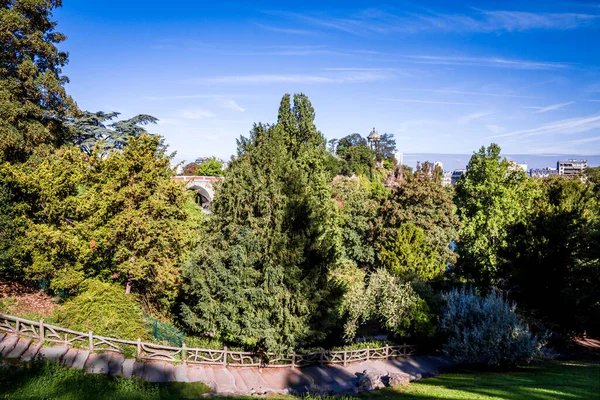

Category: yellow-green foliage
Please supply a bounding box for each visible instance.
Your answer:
[52,279,149,340]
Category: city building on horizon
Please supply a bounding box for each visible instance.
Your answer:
[530,167,558,178]
[557,159,587,176]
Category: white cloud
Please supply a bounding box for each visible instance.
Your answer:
[272,8,599,36]
[254,23,314,35]
[220,99,246,112]
[457,112,493,124]
[398,88,538,98]
[486,114,600,139]
[378,98,477,105]
[402,55,569,70]
[523,101,574,113]
[180,71,389,85]
[486,125,506,134]
[178,109,215,119]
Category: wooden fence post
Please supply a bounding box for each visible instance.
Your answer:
[403,343,407,356]
[182,342,187,365]
[15,320,20,335]
[366,346,370,361]
[223,346,228,366]
[39,320,44,342]
[320,348,324,365]
[343,350,347,367]
[385,344,389,360]
[137,338,142,358]
[291,353,296,368]
[89,331,94,351]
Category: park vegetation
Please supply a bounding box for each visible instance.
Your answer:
[1,0,599,370]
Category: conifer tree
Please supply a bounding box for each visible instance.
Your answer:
[180,94,341,351]
[0,0,77,162]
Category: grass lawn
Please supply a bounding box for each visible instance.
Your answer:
[363,360,600,400]
[0,359,598,399]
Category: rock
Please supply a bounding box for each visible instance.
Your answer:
[386,372,410,388]
[356,369,384,392]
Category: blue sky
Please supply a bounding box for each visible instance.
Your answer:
[55,1,600,163]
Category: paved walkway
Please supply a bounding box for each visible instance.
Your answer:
[0,333,452,394]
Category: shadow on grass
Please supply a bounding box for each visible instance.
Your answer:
[0,359,210,400]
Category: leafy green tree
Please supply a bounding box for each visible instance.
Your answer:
[180,94,341,352]
[195,157,224,176]
[454,144,532,287]
[336,134,375,176]
[501,176,600,335]
[0,0,77,163]
[67,111,159,154]
[334,267,432,341]
[377,162,459,274]
[379,133,397,162]
[331,177,377,267]
[9,135,200,308]
[380,223,442,281]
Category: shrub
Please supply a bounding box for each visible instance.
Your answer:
[439,287,545,368]
[52,279,149,340]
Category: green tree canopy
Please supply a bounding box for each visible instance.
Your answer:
[454,144,533,287]
[195,157,224,176]
[180,94,341,352]
[0,0,77,163]
[335,134,375,176]
[6,135,200,308]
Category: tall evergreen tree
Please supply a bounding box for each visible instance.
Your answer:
[0,0,77,163]
[180,94,341,351]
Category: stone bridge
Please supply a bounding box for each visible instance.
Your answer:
[172,176,222,210]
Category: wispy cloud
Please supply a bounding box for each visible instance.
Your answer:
[486,114,600,139]
[378,98,477,105]
[254,23,314,35]
[523,101,574,113]
[180,71,390,85]
[270,8,599,36]
[398,87,538,98]
[178,109,215,119]
[486,125,506,134]
[220,99,246,112]
[401,55,570,70]
[457,111,493,124]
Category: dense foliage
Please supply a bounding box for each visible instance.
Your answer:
[52,279,149,340]
[1,1,599,369]
[4,135,200,308]
[180,94,341,352]
[0,0,77,163]
[440,287,544,368]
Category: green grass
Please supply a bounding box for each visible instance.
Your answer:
[0,359,597,399]
[0,360,211,400]
[357,360,600,400]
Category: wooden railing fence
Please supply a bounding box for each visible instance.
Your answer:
[0,313,416,367]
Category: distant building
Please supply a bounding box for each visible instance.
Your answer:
[396,152,404,166]
[558,159,587,176]
[195,157,208,164]
[508,160,528,173]
[434,161,443,171]
[530,167,558,178]
[442,171,452,187]
[451,169,466,185]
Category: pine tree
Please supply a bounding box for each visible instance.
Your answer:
[180,94,341,351]
[0,0,77,162]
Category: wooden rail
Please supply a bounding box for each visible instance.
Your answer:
[0,313,416,367]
